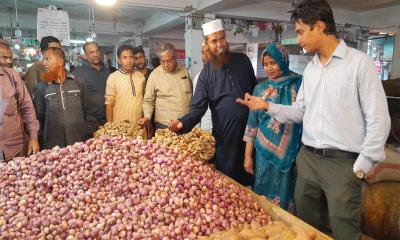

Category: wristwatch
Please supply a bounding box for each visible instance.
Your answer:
[355,170,366,180]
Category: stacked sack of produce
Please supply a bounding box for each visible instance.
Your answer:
[153,128,216,162]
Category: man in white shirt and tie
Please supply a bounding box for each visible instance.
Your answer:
[237,0,390,239]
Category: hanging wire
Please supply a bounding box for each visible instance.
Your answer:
[88,7,91,32]
[14,0,19,25]
[9,7,13,36]
[92,8,95,31]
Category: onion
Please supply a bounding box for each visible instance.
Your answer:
[0,136,271,238]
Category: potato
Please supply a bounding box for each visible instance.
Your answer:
[264,221,291,237]
[250,220,262,231]
[292,225,317,240]
[269,230,296,240]
[213,231,241,240]
[239,229,265,239]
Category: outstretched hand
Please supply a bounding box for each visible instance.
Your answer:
[137,117,153,137]
[236,93,269,111]
[244,155,254,175]
[28,139,39,155]
[168,120,183,132]
[137,117,149,127]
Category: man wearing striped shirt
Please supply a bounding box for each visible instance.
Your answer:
[105,45,145,123]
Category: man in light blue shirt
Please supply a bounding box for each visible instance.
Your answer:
[237,0,390,239]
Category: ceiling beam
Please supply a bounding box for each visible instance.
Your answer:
[361,4,400,33]
[34,0,190,11]
[0,11,139,36]
[210,0,362,25]
[195,0,253,12]
[141,12,185,36]
[118,0,189,11]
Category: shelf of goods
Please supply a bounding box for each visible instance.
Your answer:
[0,127,330,239]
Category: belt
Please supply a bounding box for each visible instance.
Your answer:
[304,145,359,159]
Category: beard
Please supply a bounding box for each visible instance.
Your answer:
[209,45,230,69]
[41,66,66,84]
[135,63,145,70]
[0,63,13,68]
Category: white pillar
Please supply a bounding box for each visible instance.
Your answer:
[184,29,205,78]
[184,13,214,78]
[390,28,400,79]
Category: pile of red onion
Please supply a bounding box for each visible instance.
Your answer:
[0,136,270,239]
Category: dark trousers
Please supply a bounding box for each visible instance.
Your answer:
[294,146,362,240]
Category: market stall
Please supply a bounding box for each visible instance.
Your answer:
[0,126,330,239]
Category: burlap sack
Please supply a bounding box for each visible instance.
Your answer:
[362,182,400,240]
[367,147,400,184]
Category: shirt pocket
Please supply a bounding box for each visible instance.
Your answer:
[45,92,59,112]
[181,77,192,94]
[2,97,18,117]
[326,69,356,110]
[66,90,82,110]
[156,80,173,98]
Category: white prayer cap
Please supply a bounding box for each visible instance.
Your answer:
[202,19,224,36]
[201,40,206,47]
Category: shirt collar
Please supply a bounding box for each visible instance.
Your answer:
[50,72,74,85]
[312,39,347,64]
[84,60,105,71]
[118,68,134,75]
[332,40,347,59]
[0,66,18,75]
[67,72,75,79]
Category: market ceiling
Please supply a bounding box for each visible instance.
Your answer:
[0,0,399,40]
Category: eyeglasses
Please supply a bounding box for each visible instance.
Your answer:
[160,58,175,65]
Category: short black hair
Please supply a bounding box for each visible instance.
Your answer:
[40,36,61,52]
[117,44,134,58]
[151,57,160,68]
[290,0,336,35]
[132,45,145,55]
[45,47,66,65]
[83,42,99,53]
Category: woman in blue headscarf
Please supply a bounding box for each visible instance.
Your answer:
[242,42,302,212]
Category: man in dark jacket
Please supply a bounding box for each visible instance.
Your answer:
[35,47,87,149]
[168,19,257,186]
[74,42,110,135]
[25,36,61,98]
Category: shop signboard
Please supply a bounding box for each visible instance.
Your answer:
[176,49,186,65]
[37,5,70,46]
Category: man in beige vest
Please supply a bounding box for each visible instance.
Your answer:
[139,43,192,132]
